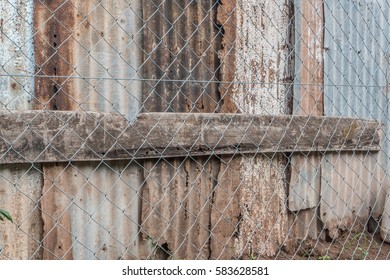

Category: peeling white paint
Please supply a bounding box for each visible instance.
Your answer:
[0,0,34,109]
[233,0,290,115]
[219,0,291,257]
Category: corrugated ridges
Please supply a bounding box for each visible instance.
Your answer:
[142,0,220,113]
[141,158,218,259]
[288,0,324,242]
[323,0,389,238]
[0,0,43,259]
[71,0,142,120]
[140,0,221,260]
[41,162,143,260]
[36,0,144,259]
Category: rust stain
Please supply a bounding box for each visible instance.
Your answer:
[289,0,325,243]
[298,0,324,116]
[210,156,242,259]
[34,1,77,259]
[217,0,239,113]
[142,0,220,113]
[41,163,74,260]
[34,0,75,110]
[141,158,218,259]
[216,0,292,258]
[141,0,222,259]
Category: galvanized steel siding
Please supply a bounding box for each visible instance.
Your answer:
[0,0,43,259]
[323,0,389,238]
[35,0,144,259]
[42,162,143,259]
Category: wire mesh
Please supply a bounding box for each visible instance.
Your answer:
[0,0,390,260]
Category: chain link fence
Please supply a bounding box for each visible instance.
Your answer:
[1,0,390,260]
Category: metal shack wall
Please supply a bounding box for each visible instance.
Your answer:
[34,0,144,259]
[0,0,43,260]
[140,0,221,260]
[322,0,389,238]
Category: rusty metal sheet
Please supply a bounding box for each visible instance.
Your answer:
[142,0,220,113]
[35,0,144,259]
[0,0,43,259]
[322,0,389,238]
[41,161,143,260]
[288,0,324,241]
[142,158,219,259]
[216,0,291,258]
[34,0,142,117]
[71,0,142,119]
[140,0,221,260]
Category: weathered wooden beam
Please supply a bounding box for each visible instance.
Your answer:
[0,110,380,164]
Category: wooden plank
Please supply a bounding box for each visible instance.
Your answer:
[289,0,325,241]
[0,111,381,165]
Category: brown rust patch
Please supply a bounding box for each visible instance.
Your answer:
[218,0,239,113]
[41,163,74,260]
[297,0,324,116]
[142,0,220,113]
[34,0,76,111]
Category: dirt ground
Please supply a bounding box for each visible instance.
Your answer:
[276,231,390,260]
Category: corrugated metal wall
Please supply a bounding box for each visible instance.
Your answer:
[323,0,389,238]
[140,0,221,260]
[34,0,144,259]
[2,0,390,260]
[0,0,43,259]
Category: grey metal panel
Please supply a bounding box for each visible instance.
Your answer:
[0,0,43,259]
[0,0,35,109]
[36,0,144,259]
[71,0,143,120]
[323,0,389,238]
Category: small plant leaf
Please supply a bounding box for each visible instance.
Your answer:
[0,209,13,222]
